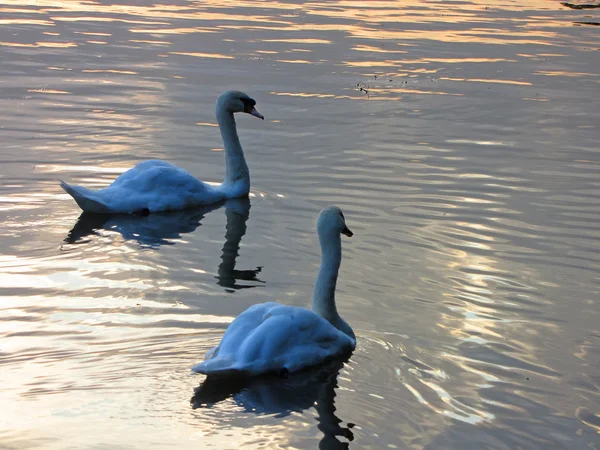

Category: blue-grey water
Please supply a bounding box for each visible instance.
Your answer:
[1,1,599,449]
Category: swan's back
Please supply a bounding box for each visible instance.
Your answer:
[61,160,220,213]
[192,302,355,378]
[105,160,218,211]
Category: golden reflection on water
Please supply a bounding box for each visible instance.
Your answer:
[27,89,71,94]
[82,69,138,75]
[0,40,76,47]
[129,27,217,34]
[441,77,533,86]
[170,51,234,59]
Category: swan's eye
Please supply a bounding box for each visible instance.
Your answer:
[339,212,344,220]
[240,98,256,113]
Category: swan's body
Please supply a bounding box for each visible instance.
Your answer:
[60,90,263,214]
[193,206,355,378]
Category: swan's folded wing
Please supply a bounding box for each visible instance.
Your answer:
[192,304,353,377]
[96,161,219,212]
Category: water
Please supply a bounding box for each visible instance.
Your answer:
[1,0,599,448]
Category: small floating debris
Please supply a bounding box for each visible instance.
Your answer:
[356,81,370,96]
[561,2,600,9]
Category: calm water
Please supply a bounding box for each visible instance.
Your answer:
[1,0,599,448]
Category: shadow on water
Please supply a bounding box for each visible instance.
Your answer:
[64,201,224,247]
[191,357,355,449]
[64,198,264,291]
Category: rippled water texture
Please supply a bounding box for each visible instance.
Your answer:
[1,0,599,449]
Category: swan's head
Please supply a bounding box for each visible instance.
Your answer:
[317,206,353,238]
[217,90,264,120]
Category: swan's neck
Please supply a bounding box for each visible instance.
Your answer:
[217,107,250,195]
[312,232,342,324]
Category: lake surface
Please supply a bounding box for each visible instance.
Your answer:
[1,0,599,448]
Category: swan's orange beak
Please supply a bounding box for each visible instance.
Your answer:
[250,107,264,120]
[342,226,353,237]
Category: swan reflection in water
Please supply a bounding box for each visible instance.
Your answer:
[191,357,355,449]
[64,198,263,291]
[215,198,263,292]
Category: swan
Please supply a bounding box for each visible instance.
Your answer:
[192,206,355,378]
[60,90,264,214]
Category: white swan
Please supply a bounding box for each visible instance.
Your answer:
[192,206,355,378]
[60,90,264,214]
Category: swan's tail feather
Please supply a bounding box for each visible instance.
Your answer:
[60,180,111,214]
[192,358,251,379]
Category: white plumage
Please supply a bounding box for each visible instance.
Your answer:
[193,206,356,378]
[60,90,263,214]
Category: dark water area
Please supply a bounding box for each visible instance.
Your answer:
[0,0,599,448]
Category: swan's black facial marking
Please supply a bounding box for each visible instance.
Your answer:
[338,210,352,236]
[240,97,256,114]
